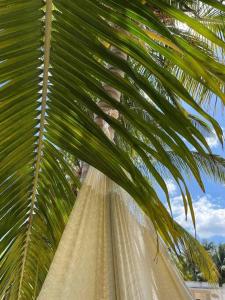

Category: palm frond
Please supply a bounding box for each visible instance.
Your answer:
[1,0,225,298]
[152,151,225,184]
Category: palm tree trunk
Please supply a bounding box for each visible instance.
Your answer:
[80,45,127,179]
[95,45,127,140]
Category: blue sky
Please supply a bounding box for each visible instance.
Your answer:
[162,103,225,245]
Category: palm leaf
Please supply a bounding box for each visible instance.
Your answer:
[1,0,225,298]
[154,151,225,184]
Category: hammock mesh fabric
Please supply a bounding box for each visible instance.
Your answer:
[38,167,193,299]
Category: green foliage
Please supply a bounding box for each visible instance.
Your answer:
[212,243,225,286]
[176,242,225,286]
[1,0,225,298]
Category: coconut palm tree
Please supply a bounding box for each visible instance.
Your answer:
[1,0,225,299]
[176,242,225,287]
[197,243,225,286]
[211,243,225,287]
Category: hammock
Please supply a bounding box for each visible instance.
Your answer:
[38,167,193,299]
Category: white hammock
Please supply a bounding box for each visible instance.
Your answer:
[38,167,193,299]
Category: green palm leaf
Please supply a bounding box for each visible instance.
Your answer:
[1,0,225,298]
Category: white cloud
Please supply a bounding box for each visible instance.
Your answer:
[165,180,178,196]
[171,195,225,239]
[205,127,225,149]
[189,128,224,151]
[205,133,220,149]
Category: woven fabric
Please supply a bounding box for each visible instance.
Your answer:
[38,167,193,300]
